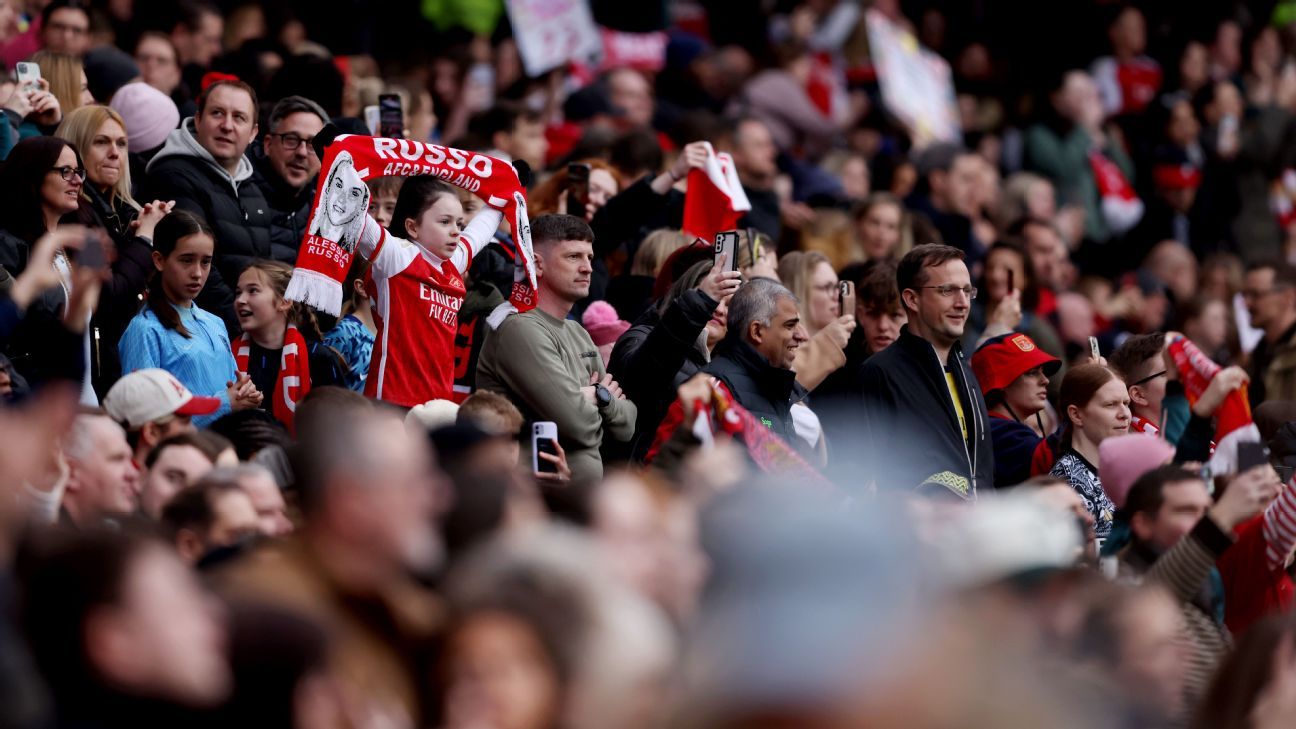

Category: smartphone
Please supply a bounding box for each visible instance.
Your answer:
[1238,441,1271,473]
[79,230,107,272]
[714,230,739,272]
[566,163,590,220]
[1007,268,1015,293]
[838,280,854,316]
[363,105,379,136]
[1089,336,1101,361]
[378,94,403,139]
[532,421,559,475]
[15,62,40,93]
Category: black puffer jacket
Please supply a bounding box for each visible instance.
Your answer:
[0,229,68,383]
[608,289,718,461]
[850,326,993,500]
[704,338,809,452]
[144,119,283,334]
[249,147,316,257]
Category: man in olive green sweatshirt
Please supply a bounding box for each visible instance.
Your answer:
[476,214,636,483]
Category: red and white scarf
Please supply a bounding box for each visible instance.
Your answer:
[233,325,311,431]
[285,133,536,317]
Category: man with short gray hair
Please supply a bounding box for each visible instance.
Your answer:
[60,412,141,528]
[704,278,809,449]
[251,95,330,252]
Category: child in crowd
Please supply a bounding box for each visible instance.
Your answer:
[323,256,376,392]
[118,212,262,426]
[365,176,403,229]
[350,176,504,407]
[233,260,346,429]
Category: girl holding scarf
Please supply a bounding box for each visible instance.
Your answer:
[352,176,503,407]
[233,260,346,429]
[285,133,532,409]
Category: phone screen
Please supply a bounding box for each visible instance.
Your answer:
[79,231,107,272]
[714,231,739,272]
[378,94,403,139]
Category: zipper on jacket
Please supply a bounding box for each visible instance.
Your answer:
[926,342,976,497]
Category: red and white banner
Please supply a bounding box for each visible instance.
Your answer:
[682,144,750,244]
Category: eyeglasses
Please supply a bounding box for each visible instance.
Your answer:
[918,284,978,299]
[268,132,317,153]
[1129,370,1168,388]
[49,166,86,182]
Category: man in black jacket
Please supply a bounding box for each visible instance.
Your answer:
[851,244,992,500]
[705,277,809,451]
[250,96,328,262]
[144,79,279,333]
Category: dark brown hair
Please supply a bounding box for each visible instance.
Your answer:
[856,259,902,314]
[1108,333,1166,385]
[896,243,965,300]
[388,176,458,240]
[145,211,213,338]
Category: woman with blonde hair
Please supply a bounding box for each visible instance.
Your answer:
[777,251,857,393]
[55,104,173,394]
[31,50,93,114]
[606,228,691,322]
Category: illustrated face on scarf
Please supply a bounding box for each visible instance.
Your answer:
[312,152,369,252]
[326,167,367,228]
[234,268,290,339]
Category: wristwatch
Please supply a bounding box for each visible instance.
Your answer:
[594,383,612,409]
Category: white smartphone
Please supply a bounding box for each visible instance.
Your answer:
[532,421,559,475]
[15,62,40,92]
[1089,336,1101,361]
[363,105,379,136]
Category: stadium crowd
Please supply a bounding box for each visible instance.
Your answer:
[9,0,1296,728]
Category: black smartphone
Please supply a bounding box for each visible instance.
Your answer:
[714,230,739,271]
[79,230,107,272]
[532,422,559,475]
[1238,442,1271,473]
[378,93,403,139]
[566,163,590,220]
[1007,267,1015,293]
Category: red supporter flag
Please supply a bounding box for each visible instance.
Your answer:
[1167,334,1260,474]
[682,144,750,243]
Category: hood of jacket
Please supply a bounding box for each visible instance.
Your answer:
[146,117,254,191]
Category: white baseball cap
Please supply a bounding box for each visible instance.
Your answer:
[103,369,221,429]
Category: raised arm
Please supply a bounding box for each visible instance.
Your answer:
[451,206,504,272]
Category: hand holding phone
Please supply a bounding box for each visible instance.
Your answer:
[15,62,40,93]
[532,421,559,475]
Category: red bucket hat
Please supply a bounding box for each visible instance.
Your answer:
[971,333,1062,396]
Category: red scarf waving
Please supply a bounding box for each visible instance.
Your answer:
[233,326,311,431]
[285,130,537,317]
[646,379,832,491]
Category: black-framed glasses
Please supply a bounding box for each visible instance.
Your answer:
[918,284,978,299]
[268,132,317,153]
[1129,370,1168,388]
[49,166,86,182]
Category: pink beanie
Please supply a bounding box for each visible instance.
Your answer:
[1099,433,1177,509]
[581,300,630,347]
[110,82,181,154]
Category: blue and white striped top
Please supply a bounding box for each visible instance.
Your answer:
[118,302,236,428]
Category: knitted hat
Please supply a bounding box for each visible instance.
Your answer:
[581,300,630,347]
[83,46,141,104]
[1098,433,1176,509]
[109,82,180,154]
